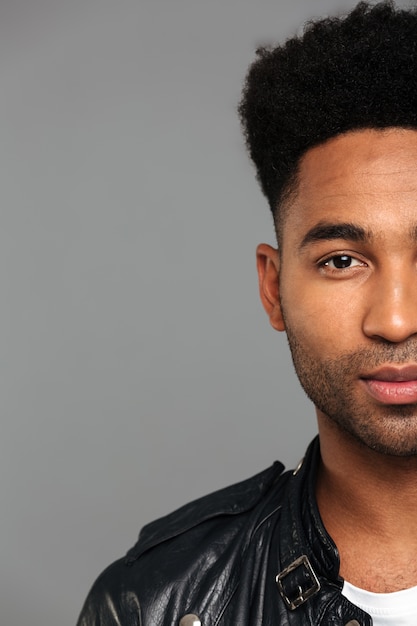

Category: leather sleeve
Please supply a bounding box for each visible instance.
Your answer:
[76,461,285,626]
[76,560,142,626]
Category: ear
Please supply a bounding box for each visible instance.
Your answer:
[256,243,285,332]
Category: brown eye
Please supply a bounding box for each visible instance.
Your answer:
[329,255,353,269]
[320,254,364,272]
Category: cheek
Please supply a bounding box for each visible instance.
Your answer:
[280,284,363,358]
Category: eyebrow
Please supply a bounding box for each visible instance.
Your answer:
[299,221,369,251]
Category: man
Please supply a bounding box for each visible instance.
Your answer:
[77,1,417,624]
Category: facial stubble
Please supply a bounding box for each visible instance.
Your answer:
[281,308,417,457]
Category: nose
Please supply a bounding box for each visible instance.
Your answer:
[363,270,417,343]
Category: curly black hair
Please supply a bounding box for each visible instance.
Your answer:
[239,1,417,235]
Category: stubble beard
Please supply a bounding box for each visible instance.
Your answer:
[283,319,417,458]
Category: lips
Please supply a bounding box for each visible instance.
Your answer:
[361,365,417,404]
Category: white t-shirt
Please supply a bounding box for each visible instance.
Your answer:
[342,580,417,625]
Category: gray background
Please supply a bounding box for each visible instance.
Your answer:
[1,1,411,625]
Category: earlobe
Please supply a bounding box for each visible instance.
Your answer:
[256,244,286,332]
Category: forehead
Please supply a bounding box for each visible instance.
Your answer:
[282,128,417,243]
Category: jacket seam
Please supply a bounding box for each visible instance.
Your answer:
[210,504,284,625]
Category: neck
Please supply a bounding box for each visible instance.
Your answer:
[316,412,417,592]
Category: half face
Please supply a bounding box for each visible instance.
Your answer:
[257,128,417,456]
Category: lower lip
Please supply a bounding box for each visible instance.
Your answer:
[363,379,417,404]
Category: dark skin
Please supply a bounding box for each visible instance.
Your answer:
[256,128,417,592]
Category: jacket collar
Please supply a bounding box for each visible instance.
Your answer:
[281,436,340,580]
[275,436,372,625]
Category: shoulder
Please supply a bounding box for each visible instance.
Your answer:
[127,459,285,562]
[77,461,287,625]
[76,557,139,626]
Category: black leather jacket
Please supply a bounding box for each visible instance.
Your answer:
[77,438,371,625]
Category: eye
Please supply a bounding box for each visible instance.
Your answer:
[321,254,364,270]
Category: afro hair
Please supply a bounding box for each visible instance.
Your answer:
[239,1,417,231]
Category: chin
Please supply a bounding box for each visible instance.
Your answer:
[333,410,417,458]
